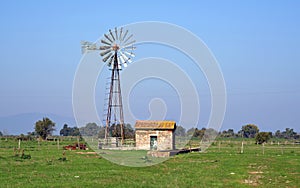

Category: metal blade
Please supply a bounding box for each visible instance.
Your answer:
[100,46,111,50]
[123,51,135,57]
[117,56,122,69]
[101,39,111,46]
[119,27,123,40]
[102,52,112,62]
[127,58,132,64]
[107,56,114,67]
[104,34,113,43]
[123,40,136,47]
[100,49,111,56]
[109,29,115,41]
[123,62,128,67]
[115,27,118,40]
[119,54,126,65]
[123,34,133,44]
[119,51,129,61]
[121,30,128,42]
[124,46,136,50]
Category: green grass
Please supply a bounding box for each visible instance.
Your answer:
[0,138,299,187]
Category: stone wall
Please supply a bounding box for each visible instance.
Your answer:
[136,130,174,150]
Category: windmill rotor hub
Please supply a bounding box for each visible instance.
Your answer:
[99,27,136,68]
[112,44,119,51]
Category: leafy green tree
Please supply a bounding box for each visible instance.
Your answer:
[255,132,271,144]
[275,130,282,138]
[34,117,55,140]
[98,126,106,138]
[108,123,135,139]
[0,131,2,136]
[60,124,81,136]
[193,128,206,139]
[220,129,235,138]
[123,124,135,139]
[241,124,259,138]
[282,128,297,139]
[79,123,100,136]
[60,124,70,136]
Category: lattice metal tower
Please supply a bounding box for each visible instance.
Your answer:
[81,27,135,144]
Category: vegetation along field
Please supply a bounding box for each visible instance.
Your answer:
[0,137,299,188]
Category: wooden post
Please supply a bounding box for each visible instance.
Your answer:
[18,139,21,149]
[241,141,244,154]
[77,136,80,150]
[262,143,265,155]
[57,138,60,150]
[218,141,221,152]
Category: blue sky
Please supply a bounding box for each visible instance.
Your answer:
[0,1,300,133]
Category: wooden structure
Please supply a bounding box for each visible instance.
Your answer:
[135,120,176,150]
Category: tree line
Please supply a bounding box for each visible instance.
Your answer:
[2,117,298,144]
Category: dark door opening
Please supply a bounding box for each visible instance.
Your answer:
[150,136,157,150]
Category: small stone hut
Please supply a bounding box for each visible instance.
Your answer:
[135,120,176,150]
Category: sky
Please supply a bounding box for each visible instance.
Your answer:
[0,0,300,133]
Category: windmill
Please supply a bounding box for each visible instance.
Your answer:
[81,27,135,145]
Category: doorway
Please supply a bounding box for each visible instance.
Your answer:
[150,136,157,150]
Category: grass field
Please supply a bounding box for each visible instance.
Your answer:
[0,138,299,187]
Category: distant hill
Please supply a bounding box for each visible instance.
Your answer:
[0,113,76,135]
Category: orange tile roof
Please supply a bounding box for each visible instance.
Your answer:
[135,120,176,130]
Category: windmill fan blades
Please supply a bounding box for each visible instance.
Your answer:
[115,27,118,40]
[100,46,111,50]
[104,34,113,43]
[107,56,114,67]
[123,34,133,44]
[100,49,111,56]
[119,55,126,65]
[102,53,112,62]
[101,39,111,46]
[119,27,123,40]
[123,40,136,48]
[119,51,129,62]
[124,46,136,50]
[124,51,135,57]
[109,29,115,41]
[121,30,128,42]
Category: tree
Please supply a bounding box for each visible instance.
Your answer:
[79,123,100,136]
[60,124,81,136]
[123,124,135,139]
[241,124,259,138]
[255,132,271,144]
[175,126,186,137]
[60,124,70,136]
[275,130,282,138]
[35,117,55,140]
[0,131,2,136]
[282,128,297,139]
[108,123,135,139]
[187,128,196,137]
[62,124,79,136]
[220,129,236,138]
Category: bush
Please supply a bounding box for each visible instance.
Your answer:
[255,132,270,144]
